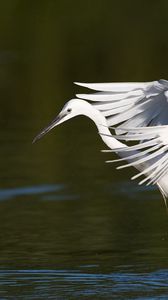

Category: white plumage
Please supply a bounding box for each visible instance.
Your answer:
[76,80,168,203]
[76,79,168,129]
[34,79,168,204]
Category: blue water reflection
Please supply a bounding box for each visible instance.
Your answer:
[0,185,63,201]
[0,268,167,299]
[0,183,166,299]
[0,181,157,202]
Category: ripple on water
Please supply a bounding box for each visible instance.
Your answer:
[0,180,158,202]
[0,268,167,299]
[0,184,79,201]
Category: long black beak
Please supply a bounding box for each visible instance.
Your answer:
[32,113,62,144]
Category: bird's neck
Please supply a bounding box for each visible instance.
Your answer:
[88,107,127,150]
[87,106,152,178]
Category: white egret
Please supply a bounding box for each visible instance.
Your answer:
[33,80,168,203]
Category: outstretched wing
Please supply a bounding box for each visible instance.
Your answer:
[76,80,168,201]
[104,125,168,188]
[75,80,168,132]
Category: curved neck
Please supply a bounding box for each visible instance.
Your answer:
[85,105,141,162]
[82,104,168,199]
[87,107,127,150]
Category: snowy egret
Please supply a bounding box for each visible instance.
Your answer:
[33,80,168,203]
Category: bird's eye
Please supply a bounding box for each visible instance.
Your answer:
[67,108,72,113]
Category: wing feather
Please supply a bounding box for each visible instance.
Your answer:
[106,126,168,187]
[75,81,151,92]
[76,80,168,128]
[76,90,143,101]
[76,80,168,200]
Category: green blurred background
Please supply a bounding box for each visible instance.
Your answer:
[1,0,168,113]
[1,0,168,186]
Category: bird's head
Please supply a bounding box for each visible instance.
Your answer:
[33,99,93,143]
